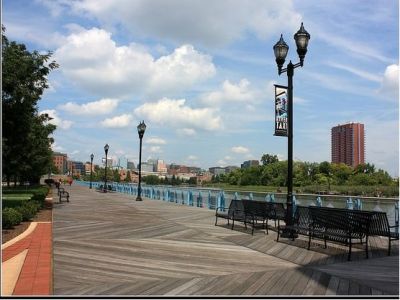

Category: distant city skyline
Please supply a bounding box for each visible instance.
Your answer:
[3,0,398,176]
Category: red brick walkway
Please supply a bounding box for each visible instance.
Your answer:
[2,222,52,295]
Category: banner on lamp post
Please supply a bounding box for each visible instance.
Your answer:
[274,84,288,137]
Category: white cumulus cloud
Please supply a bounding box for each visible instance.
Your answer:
[231,146,250,154]
[55,28,215,97]
[134,97,222,131]
[202,79,255,106]
[60,98,119,115]
[379,64,399,101]
[177,128,197,136]
[101,114,133,128]
[40,109,73,130]
[149,146,163,153]
[65,0,301,47]
[146,137,167,145]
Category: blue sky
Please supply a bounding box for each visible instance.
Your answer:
[3,0,399,176]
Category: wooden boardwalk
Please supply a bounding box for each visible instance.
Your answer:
[52,185,399,296]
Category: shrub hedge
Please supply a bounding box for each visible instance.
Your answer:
[2,198,31,209]
[2,207,23,229]
[2,185,49,226]
[15,201,40,221]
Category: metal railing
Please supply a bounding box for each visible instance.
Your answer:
[75,181,399,224]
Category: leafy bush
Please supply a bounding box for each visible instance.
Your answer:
[2,198,31,209]
[31,187,49,203]
[15,202,38,221]
[2,207,23,229]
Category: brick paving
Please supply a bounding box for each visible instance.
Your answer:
[2,222,52,296]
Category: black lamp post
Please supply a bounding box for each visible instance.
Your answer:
[136,121,146,201]
[90,153,94,189]
[104,144,109,192]
[273,23,310,237]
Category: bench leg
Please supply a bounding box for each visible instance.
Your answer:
[231,218,234,230]
[265,219,269,235]
[67,196,69,202]
[215,216,218,226]
[388,237,391,256]
[276,226,280,242]
[365,236,369,258]
[348,239,352,261]
[308,232,312,250]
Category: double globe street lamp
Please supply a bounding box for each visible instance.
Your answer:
[273,22,310,237]
[104,144,109,193]
[136,121,146,201]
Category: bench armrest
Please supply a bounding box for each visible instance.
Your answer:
[216,206,227,211]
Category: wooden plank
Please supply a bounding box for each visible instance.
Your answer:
[336,278,350,295]
[52,185,399,296]
[289,268,314,295]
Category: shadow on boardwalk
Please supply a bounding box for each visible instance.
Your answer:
[52,184,399,296]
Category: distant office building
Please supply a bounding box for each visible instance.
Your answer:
[103,158,113,168]
[225,166,239,173]
[53,152,68,174]
[84,162,95,175]
[241,160,260,169]
[209,167,226,176]
[147,159,158,171]
[156,159,167,173]
[140,162,154,173]
[188,166,201,174]
[196,172,212,185]
[127,161,135,170]
[72,161,85,176]
[168,164,190,175]
[331,122,365,168]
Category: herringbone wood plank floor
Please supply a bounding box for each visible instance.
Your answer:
[53,185,399,296]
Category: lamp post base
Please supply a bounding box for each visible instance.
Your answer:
[280,228,298,239]
[136,196,143,201]
[103,189,107,193]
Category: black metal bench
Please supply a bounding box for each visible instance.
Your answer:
[277,205,312,242]
[308,207,373,260]
[267,202,286,229]
[57,186,65,196]
[368,211,399,255]
[215,199,246,230]
[241,200,269,235]
[59,190,70,203]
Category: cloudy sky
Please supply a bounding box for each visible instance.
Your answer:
[3,0,399,176]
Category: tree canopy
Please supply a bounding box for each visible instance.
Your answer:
[2,26,58,185]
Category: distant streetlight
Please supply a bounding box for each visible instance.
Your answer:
[273,22,310,238]
[90,153,94,189]
[104,144,109,192]
[136,121,146,201]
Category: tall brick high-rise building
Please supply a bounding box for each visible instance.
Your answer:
[331,123,365,168]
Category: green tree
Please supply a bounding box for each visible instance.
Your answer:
[261,154,279,165]
[125,170,132,182]
[331,163,352,185]
[2,26,58,185]
[113,169,120,182]
[144,175,159,185]
[319,161,333,190]
[188,177,197,185]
